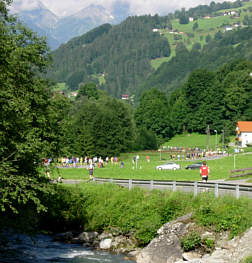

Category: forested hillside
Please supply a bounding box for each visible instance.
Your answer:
[140,26,252,96]
[47,0,252,101]
[48,16,170,98]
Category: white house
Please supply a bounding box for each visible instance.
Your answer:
[121,94,129,100]
[236,121,252,147]
[225,26,233,31]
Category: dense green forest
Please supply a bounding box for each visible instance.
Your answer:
[1,0,252,234]
[48,16,171,98]
[47,0,252,101]
[141,26,252,96]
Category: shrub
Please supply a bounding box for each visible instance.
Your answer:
[41,184,252,247]
[181,233,201,251]
[202,238,215,251]
[243,255,252,263]
[193,193,252,238]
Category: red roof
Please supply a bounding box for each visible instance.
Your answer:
[237,121,252,132]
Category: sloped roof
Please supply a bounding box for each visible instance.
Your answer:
[237,121,252,132]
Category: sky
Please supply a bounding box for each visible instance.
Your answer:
[12,0,234,17]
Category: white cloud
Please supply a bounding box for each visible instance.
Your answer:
[11,0,46,12]
[11,0,235,17]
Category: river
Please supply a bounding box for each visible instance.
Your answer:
[0,233,135,263]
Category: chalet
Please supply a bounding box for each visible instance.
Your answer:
[121,94,129,100]
[204,15,211,19]
[225,26,233,31]
[224,11,238,16]
[189,17,194,22]
[236,121,252,147]
[70,92,78,97]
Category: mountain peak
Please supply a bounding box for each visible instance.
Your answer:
[72,4,113,20]
[10,0,49,13]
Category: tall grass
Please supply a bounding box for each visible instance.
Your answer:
[43,183,252,246]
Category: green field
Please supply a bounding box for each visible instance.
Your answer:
[50,151,252,181]
[48,133,251,181]
[164,133,223,149]
[151,2,252,69]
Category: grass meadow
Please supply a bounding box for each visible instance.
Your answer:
[49,133,252,181]
[50,151,252,181]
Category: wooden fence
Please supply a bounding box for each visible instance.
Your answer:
[93,177,252,199]
[230,167,252,178]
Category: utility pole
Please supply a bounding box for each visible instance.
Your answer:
[214,130,217,151]
[222,129,225,150]
[206,125,210,150]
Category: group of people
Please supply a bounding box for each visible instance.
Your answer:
[43,156,120,168]
[43,155,210,183]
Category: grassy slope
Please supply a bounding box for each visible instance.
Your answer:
[164,133,222,148]
[151,1,252,69]
[50,133,252,181]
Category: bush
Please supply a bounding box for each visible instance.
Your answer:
[243,256,252,263]
[193,193,252,238]
[181,233,201,251]
[41,185,252,246]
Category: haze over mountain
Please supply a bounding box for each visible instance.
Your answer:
[10,0,236,49]
[10,0,131,49]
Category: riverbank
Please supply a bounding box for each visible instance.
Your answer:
[42,183,252,246]
[3,182,252,262]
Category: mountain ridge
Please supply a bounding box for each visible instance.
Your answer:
[10,0,130,49]
[46,0,252,101]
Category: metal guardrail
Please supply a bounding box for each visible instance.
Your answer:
[93,177,252,199]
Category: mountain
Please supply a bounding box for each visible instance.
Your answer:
[47,15,171,98]
[10,0,60,48]
[10,0,130,49]
[53,5,115,45]
[46,0,252,100]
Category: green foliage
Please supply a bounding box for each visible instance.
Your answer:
[242,255,252,263]
[43,184,192,245]
[181,233,201,251]
[193,22,199,31]
[0,0,62,220]
[134,128,158,150]
[203,238,215,250]
[0,1,69,234]
[42,184,252,247]
[167,59,252,134]
[48,15,171,98]
[181,233,215,252]
[193,194,252,238]
[135,88,173,143]
[77,82,99,100]
[205,34,212,42]
[67,95,135,156]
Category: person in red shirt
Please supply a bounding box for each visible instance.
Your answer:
[200,161,209,182]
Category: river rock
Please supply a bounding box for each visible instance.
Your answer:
[201,231,215,241]
[182,251,202,261]
[76,231,98,244]
[99,238,112,249]
[98,232,112,240]
[183,226,252,263]
[136,213,192,263]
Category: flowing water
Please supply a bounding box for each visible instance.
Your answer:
[0,233,135,263]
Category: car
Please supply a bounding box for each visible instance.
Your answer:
[185,162,203,170]
[156,162,180,170]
